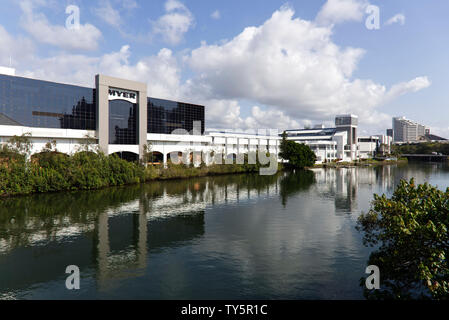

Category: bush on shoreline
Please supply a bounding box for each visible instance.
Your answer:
[357,179,449,300]
[0,149,278,197]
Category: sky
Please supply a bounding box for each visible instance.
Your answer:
[0,0,448,137]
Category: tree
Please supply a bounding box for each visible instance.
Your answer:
[279,132,316,169]
[357,179,449,300]
[7,133,33,157]
[41,140,58,153]
[75,134,101,154]
[142,142,154,166]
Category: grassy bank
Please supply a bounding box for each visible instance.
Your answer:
[311,158,408,169]
[0,151,277,198]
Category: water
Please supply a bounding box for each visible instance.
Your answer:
[0,162,448,300]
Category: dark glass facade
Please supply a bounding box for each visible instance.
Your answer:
[0,74,207,142]
[109,100,138,145]
[0,74,96,130]
[147,97,205,134]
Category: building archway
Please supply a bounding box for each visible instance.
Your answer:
[168,151,184,165]
[147,151,164,165]
[226,153,237,162]
[111,151,139,162]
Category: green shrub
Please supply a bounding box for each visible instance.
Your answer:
[357,179,449,300]
[0,149,279,197]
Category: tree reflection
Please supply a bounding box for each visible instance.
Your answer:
[279,170,316,206]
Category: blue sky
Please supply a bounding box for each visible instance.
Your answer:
[0,0,447,137]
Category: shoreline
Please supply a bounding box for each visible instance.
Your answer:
[0,162,281,199]
[309,158,408,169]
[1,159,409,199]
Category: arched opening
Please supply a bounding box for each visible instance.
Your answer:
[111,151,139,162]
[168,152,183,165]
[226,153,237,162]
[147,151,164,165]
[189,151,203,166]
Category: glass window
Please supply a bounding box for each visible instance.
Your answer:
[0,74,96,130]
[109,100,137,145]
[147,97,205,134]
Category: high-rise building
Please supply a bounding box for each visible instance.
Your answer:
[392,116,428,143]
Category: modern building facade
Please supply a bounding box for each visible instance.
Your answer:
[335,114,358,161]
[376,134,393,155]
[392,116,427,143]
[147,97,205,135]
[357,135,392,158]
[285,116,393,163]
[284,127,342,164]
[357,136,379,159]
[284,115,359,164]
[0,71,280,164]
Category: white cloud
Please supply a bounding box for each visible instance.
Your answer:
[385,13,406,26]
[19,0,102,51]
[244,106,301,130]
[211,10,221,20]
[19,45,182,101]
[385,77,431,101]
[429,127,449,139]
[0,25,35,67]
[94,0,123,28]
[185,5,430,131]
[121,0,138,10]
[152,0,194,45]
[316,0,369,26]
[2,3,430,133]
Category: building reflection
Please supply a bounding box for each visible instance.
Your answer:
[0,164,446,298]
[312,168,360,214]
[0,174,279,295]
[95,204,148,292]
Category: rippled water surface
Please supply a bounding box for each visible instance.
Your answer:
[1,162,448,300]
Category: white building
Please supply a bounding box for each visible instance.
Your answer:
[376,135,393,155]
[285,127,349,164]
[392,116,427,143]
[147,130,280,165]
[285,115,393,163]
[358,136,379,159]
[335,114,359,161]
[284,115,359,164]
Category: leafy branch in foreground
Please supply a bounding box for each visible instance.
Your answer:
[357,179,449,300]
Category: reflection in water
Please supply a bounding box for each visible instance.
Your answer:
[0,162,448,299]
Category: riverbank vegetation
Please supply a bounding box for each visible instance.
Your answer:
[312,158,408,168]
[392,142,449,155]
[357,179,449,300]
[0,135,278,197]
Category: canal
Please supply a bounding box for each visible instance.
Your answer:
[1,162,448,299]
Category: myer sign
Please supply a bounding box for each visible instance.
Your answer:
[108,88,137,104]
